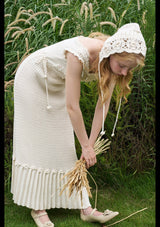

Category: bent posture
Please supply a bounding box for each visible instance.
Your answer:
[11,23,146,226]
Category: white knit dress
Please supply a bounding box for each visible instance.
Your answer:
[11,36,98,210]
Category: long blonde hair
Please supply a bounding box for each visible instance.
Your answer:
[88,31,110,41]
[88,32,145,105]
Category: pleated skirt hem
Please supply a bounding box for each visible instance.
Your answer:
[11,158,91,210]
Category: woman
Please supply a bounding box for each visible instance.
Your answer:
[11,23,146,226]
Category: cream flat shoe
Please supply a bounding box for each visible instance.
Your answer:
[31,210,54,227]
[80,208,119,223]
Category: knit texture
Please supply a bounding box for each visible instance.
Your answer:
[99,23,147,63]
[11,37,96,210]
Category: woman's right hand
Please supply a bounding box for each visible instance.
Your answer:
[80,145,97,169]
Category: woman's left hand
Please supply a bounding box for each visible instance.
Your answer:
[80,145,97,169]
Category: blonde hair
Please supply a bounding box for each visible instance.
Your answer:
[88,32,145,106]
[88,31,110,41]
[112,52,145,104]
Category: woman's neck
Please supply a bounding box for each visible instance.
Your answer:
[89,40,105,73]
[78,36,105,73]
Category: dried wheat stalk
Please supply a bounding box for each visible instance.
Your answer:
[137,0,140,11]
[5,62,18,70]
[53,3,68,7]
[8,19,31,27]
[100,21,117,29]
[12,27,34,40]
[25,11,50,24]
[25,38,29,52]
[28,9,34,14]
[48,8,58,32]
[108,7,117,22]
[5,26,23,38]
[60,134,111,205]
[89,3,93,20]
[17,51,20,62]
[59,19,69,35]
[15,7,25,21]
[4,40,14,45]
[60,159,92,203]
[142,10,147,25]
[42,16,63,31]
[4,14,12,17]
[80,2,87,15]
[11,48,33,75]
[4,79,14,91]
[152,33,155,49]
[118,9,127,27]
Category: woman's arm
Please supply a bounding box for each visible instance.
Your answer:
[65,52,96,168]
[89,79,116,146]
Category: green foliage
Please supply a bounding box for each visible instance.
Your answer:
[4,0,155,190]
[4,86,14,190]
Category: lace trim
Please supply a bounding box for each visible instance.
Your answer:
[35,54,65,78]
[13,157,67,174]
[100,37,146,62]
[64,37,90,75]
[76,36,90,70]
[48,62,65,79]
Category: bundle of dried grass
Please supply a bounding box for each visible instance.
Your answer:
[60,134,111,206]
[60,159,92,204]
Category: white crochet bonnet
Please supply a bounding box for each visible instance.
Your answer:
[98,23,147,136]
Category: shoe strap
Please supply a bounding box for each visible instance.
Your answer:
[37,212,48,217]
[32,211,48,218]
[90,208,97,215]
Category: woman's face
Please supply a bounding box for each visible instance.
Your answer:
[109,55,137,76]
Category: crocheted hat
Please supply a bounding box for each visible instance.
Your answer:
[99,23,147,63]
[98,23,147,137]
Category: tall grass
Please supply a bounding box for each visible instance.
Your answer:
[4,0,155,190]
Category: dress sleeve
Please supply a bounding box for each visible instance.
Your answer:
[64,38,90,77]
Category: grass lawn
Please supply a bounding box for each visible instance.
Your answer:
[4,170,155,227]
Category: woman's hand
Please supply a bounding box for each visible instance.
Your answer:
[80,145,97,169]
